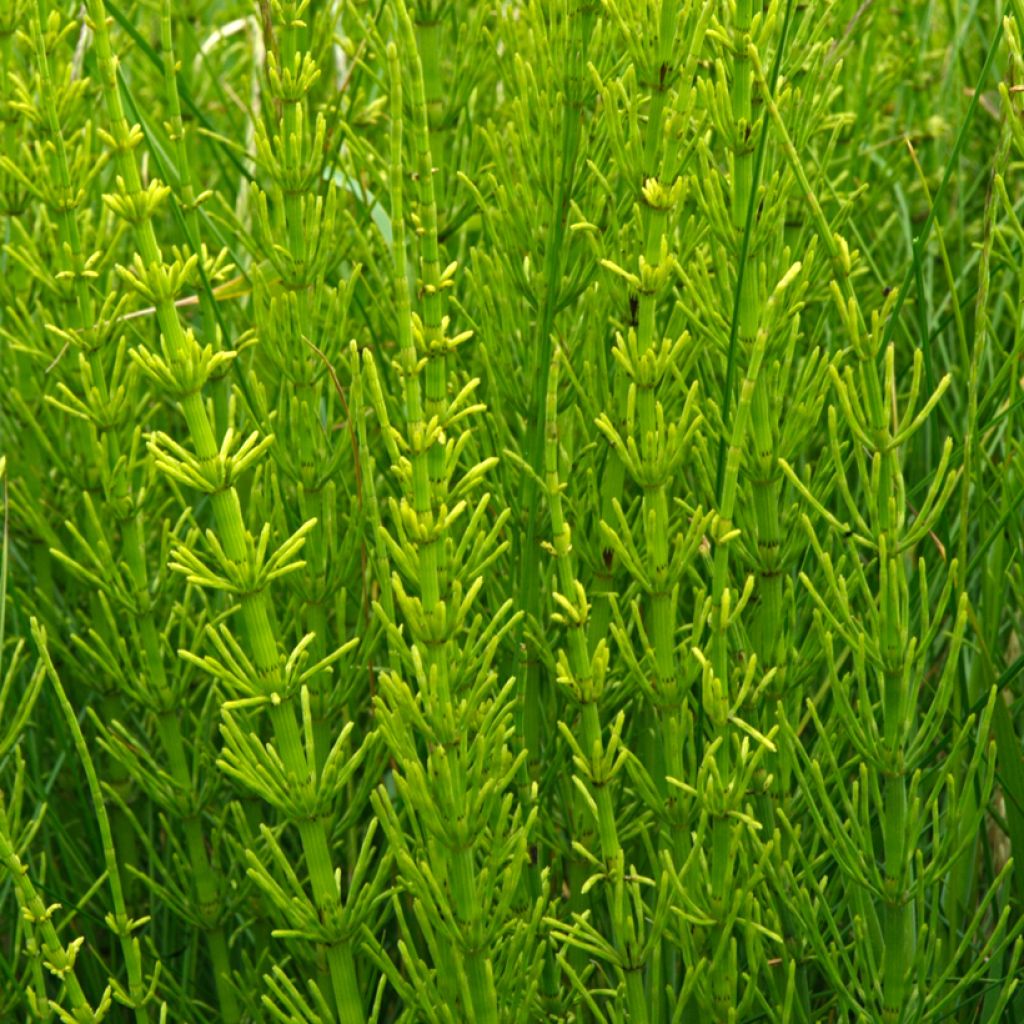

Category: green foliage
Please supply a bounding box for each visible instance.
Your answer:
[1,0,1023,1020]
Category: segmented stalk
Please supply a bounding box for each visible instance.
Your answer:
[158,0,230,435]
[257,0,342,767]
[385,20,499,1018]
[604,5,710,1007]
[628,0,704,860]
[516,0,593,775]
[410,2,446,180]
[0,804,102,1023]
[707,324,766,1020]
[944,73,1013,954]
[703,12,765,1012]
[864,350,914,1022]
[400,3,448,553]
[29,0,144,887]
[350,341,398,679]
[82,2,365,1018]
[37,628,150,1023]
[545,358,650,1024]
[33,7,239,1015]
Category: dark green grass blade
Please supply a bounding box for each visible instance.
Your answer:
[878,11,1005,355]
[714,0,795,500]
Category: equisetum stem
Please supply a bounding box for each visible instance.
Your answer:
[270,702,364,1023]
[31,0,141,888]
[0,809,99,1022]
[401,6,448,586]
[709,317,769,1023]
[267,6,337,769]
[944,109,1010,955]
[878,456,913,1023]
[704,3,763,1013]
[351,349,398,678]
[389,15,501,1017]
[127,513,240,1023]
[580,700,650,1024]
[545,361,648,1024]
[40,637,150,1023]
[748,382,784,689]
[516,1,592,779]
[628,7,697,1003]
[34,4,235,1007]
[84,2,365,1018]
[412,10,447,188]
[854,325,913,1022]
[158,0,229,435]
[543,358,598,989]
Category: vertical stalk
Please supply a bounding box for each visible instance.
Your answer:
[0,804,101,1022]
[610,4,709,1005]
[158,0,229,433]
[31,0,143,896]
[411,4,446,181]
[855,342,914,1021]
[515,0,592,776]
[707,327,766,1020]
[33,6,238,1014]
[38,627,150,1023]
[259,2,338,767]
[83,2,365,1018]
[386,17,500,1017]
[705,13,770,994]
[714,0,759,504]
[944,95,1011,953]
[545,359,651,1023]
[748,383,784,688]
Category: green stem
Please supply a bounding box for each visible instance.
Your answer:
[0,806,99,1022]
[39,630,150,1023]
[580,702,650,1024]
[515,1,593,778]
[84,3,365,1018]
[31,0,141,892]
[387,20,500,1018]
[944,91,1011,955]
[38,5,238,1008]
[706,327,767,1022]
[152,703,238,1021]
[545,359,649,1024]
[158,0,229,432]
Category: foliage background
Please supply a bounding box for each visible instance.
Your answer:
[1,0,1024,1021]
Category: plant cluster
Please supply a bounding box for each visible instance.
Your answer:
[2,0,1024,1021]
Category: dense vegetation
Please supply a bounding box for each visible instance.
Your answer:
[2,0,1024,1020]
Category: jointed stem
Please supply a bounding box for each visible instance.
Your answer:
[84,1,366,1018]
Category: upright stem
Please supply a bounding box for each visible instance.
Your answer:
[0,804,100,1023]
[707,331,766,1020]
[945,101,1011,953]
[34,7,239,1013]
[387,16,500,1017]
[31,0,140,886]
[859,344,914,1021]
[515,1,592,779]
[84,3,365,1018]
[40,634,150,1023]
[159,0,229,432]
[704,8,770,1010]
[581,699,650,1024]
[545,361,650,1023]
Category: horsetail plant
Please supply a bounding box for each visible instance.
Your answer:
[84,0,381,1018]
[19,6,246,1016]
[361,16,542,1019]
[3,0,1024,1021]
